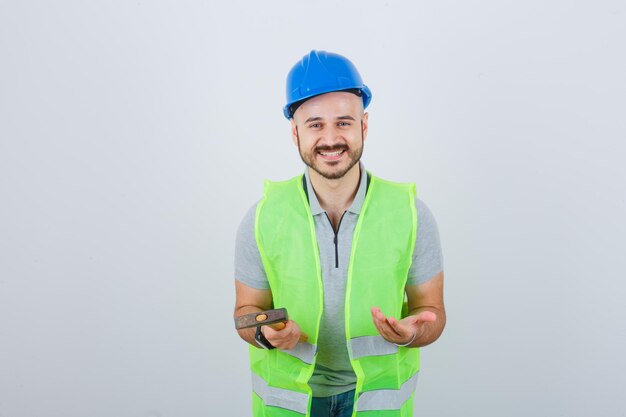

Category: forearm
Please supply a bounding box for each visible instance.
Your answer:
[234,280,273,348]
[402,273,446,348]
[408,306,446,348]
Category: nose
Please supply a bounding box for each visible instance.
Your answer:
[317,125,345,147]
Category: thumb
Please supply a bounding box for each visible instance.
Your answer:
[262,324,278,337]
[412,311,437,324]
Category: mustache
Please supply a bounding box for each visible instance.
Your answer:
[315,144,348,153]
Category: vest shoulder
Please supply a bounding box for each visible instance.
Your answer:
[369,173,417,194]
[263,174,303,188]
[260,175,305,205]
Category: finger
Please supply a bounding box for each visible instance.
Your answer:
[370,307,387,331]
[276,320,304,347]
[386,318,406,339]
[386,316,413,338]
[372,320,395,342]
[371,307,385,320]
[371,308,402,336]
[371,310,403,342]
[275,320,295,341]
[290,321,309,342]
[262,325,277,338]
[371,307,417,344]
[263,321,291,344]
[370,307,390,327]
[299,330,309,342]
[373,310,394,337]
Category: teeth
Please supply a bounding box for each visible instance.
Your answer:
[320,150,343,156]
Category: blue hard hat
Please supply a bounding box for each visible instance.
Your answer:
[283,50,372,119]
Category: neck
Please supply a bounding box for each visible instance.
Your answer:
[309,164,361,215]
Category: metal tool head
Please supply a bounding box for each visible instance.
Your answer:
[234,308,288,330]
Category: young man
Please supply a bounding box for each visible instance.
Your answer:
[234,50,446,417]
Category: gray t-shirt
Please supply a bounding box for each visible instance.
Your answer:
[234,163,443,397]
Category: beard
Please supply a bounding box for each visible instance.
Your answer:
[296,131,364,180]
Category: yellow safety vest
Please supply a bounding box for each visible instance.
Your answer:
[250,172,419,417]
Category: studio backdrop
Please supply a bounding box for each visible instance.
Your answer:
[1,1,624,416]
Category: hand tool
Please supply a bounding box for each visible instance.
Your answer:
[234,308,288,331]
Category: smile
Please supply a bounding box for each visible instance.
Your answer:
[318,149,345,160]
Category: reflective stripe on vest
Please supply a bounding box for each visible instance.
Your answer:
[251,372,308,415]
[356,372,419,412]
[283,341,317,364]
[350,335,398,359]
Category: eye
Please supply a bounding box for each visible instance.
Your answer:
[309,123,322,129]
[337,121,351,127]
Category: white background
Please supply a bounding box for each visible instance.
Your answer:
[1,1,625,416]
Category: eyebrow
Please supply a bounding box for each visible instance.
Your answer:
[303,115,356,124]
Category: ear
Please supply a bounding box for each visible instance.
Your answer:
[361,112,369,143]
[290,118,299,147]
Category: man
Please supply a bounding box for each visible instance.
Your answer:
[234,50,446,417]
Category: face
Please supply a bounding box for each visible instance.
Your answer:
[291,91,368,180]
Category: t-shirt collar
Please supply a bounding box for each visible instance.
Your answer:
[303,161,368,216]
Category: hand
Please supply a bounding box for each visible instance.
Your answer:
[261,320,308,350]
[370,307,436,345]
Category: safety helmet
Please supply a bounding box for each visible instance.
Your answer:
[283,50,372,119]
